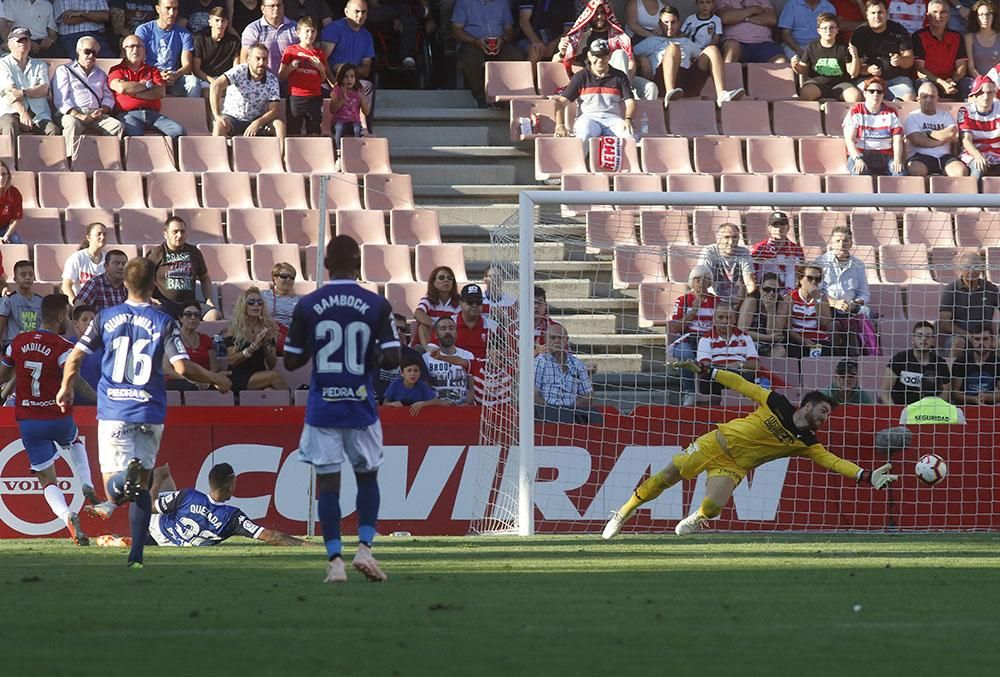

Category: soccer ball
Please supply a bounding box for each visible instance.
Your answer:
[915,454,948,486]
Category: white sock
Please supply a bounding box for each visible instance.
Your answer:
[43,484,70,521]
[67,440,93,489]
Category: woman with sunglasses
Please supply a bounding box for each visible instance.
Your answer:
[843,75,905,176]
[60,222,107,304]
[166,301,220,392]
[738,272,787,358]
[0,160,23,245]
[414,265,461,349]
[779,263,833,358]
[259,262,300,354]
[964,1,1000,84]
[221,287,287,393]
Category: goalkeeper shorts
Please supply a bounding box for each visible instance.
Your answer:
[672,431,747,487]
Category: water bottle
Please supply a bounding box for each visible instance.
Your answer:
[213,334,225,358]
[639,115,649,137]
[809,347,823,358]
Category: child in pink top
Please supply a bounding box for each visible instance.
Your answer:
[330,63,370,151]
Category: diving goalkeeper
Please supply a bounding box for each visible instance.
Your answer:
[602,363,897,539]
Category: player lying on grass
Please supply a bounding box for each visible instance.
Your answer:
[91,462,306,548]
[602,362,898,539]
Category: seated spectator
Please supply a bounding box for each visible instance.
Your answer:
[454,282,487,361]
[146,216,221,319]
[636,6,744,107]
[61,221,107,303]
[830,0,867,37]
[0,27,59,140]
[887,0,927,33]
[939,250,1000,357]
[738,271,786,358]
[951,323,1000,404]
[533,322,603,424]
[822,359,875,404]
[278,16,328,136]
[109,35,186,138]
[850,0,916,101]
[0,161,24,245]
[697,222,756,307]
[53,0,114,58]
[790,13,862,102]
[111,0,157,39]
[7,0,61,58]
[715,0,786,63]
[222,286,287,393]
[750,211,803,290]
[626,0,668,42]
[471,331,514,406]
[905,82,968,176]
[553,39,635,143]
[193,8,241,89]
[180,0,229,35]
[964,1,1000,94]
[414,265,461,348]
[240,0,298,76]
[681,0,722,52]
[383,355,442,413]
[817,225,872,318]
[210,42,286,144]
[517,0,575,68]
[914,0,968,101]
[75,248,127,312]
[323,0,379,118]
[0,260,42,349]
[669,265,718,405]
[166,300,220,391]
[330,62,369,151]
[881,320,951,404]
[423,316,473,404]
[843,76,905,176]
[779,0,836,60]
[136,0,200,97]
[228,0,262,35]
[284,0,332,29]
[375,313,429,402]
[533,284,561,352]
[259,261,299,351]
[779,263,832,358]
[450,0,518,107]
[697,302,759,398]
[367,0,422,69]
[51,36,124,160]
[959,74,1000,177]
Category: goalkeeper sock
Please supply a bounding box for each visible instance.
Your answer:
[67,439,93,489]
[355,475,380,547]
[43,484,70,521]
[127,489,152,565]
[620,469,676,515]
[698,498,721,519]
[317,489,342,560]
[106,471,127,504]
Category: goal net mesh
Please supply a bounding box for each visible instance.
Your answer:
[472,194,1000,535]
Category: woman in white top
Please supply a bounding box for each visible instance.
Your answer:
[626,0,667,39]
[258,261,300,354]
[61,222,107,303]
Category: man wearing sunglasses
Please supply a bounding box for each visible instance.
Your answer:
[959,74,1000,178]
[52,35,124,159]
[454,283,488,361]
[780,263,832,358]
[843,75,905,175]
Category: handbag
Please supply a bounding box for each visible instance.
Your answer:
[853,314,882,356]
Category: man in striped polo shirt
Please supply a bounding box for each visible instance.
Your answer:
[553,38,635,143]
[842,75,905,175]
[959,75,1000,178]
[696,302,760,400]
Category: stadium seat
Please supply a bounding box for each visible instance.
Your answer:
[239,390,292,407]
[981,176,1000,202]
[719,174,769,193]
[509,97,564,141]
[822,101,852,135]
[587,137,640,173]
[929,176,980,212]
[227,208,279,245]
[772,174,821,194]
[124,136,176,172]
[929,246,977,283]
[613,173,664,194]
[309,173,362,210]
[160,97,210,135]
[147,171,199,209]
[879,244,934,284]
[640,210,690,247]
[799,356,841,394]
[986,247,1000,284]
[867,283,905,319]
[0,243,29,269]
[796,211,847,246]
[281,208,324,246]
[760,356,800,392]
[92,170,145,209]
[484,60,536,102]
[877,175,926,196]
[301,246,328,281]
[667,99,718,136]
[905,282,944,321]
[218,281,254,311]
[798,137,848,175]
[173,208,225,244]
[20,208,64,244]
[561,173,611,217]
[232,137,284,173]
[71,136,122,172]
[183,391,235,406]
[954,212,996,247]
[697,62,744,100]
[414,243,467,282]
[612,246,666,289]
[534,137,587,180]
[179,136,230,173]
[640,136,694,175]
[903,211,956,247]
[665,174,715,194]
[746,137,799,174]
[335,209,387,244]
[340,137,392,174]
[824,174,874,198]
[198,243,250,282]
[585,210,638,252]
[849,211,900,245]
[666,244,702,282]
[720,99,771,135]
[536,61,580,96]
[33,243,78,282]
[771,100,824,137]
[693,208,743,245]
[361,243,414,284]
[10,171,37,208]
[638,282,685,327]
[850,244,882,283]
[389,209,441,246]
[119,208,169,244]
[17,136,67,172]
[746,63,796,100]
[166,391,182,406]
[65,208,117,244]
[0,134,13,161]
[201,171,255,209]
[384,281,426,317]
[38,172,91,208]
[364,173,414,210]
[250,243,301,281]
[633,99,668,137]
[285,137,336,173]
[693,137,745,174]
[256,173,309,210]
[293,389,309,406]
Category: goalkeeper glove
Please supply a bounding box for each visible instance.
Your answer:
[672,360,708,375]
[860,463,898,489]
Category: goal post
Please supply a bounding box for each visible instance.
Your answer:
[471,189,1000,536]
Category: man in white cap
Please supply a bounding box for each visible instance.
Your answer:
[454,283,488,361]
[553,38,635,143]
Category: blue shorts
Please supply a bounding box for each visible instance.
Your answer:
[19,416,78,472]
[737,41,784,63]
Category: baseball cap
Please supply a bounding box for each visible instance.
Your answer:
[970,74,993,97]
[835,360,858,375]
[769,211,790,226]
[8,27,31,41]
[589,38,611,56]
[461,283,484,302]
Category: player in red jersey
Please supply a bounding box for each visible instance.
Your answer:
[0,294,98,545]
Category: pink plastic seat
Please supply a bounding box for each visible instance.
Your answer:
[955,212,996,247]
[666,244,702,282]
[720,99,771,135]
[698,62,744,100]
[92,170,145,209]
[720,174,770,193]
[799,137,848,175]
[285,137,336,173]
[772,100,824,137]
[535,137,587,180]
[586,210,638,252]
[201,172,254,209]
[65,208,117,244]
[232,136,284,173]
[747,137,799,174]
[638,282,686,327]
[17,136,67,172]
[281,208,324,246]
[119,208,169,245]
[178,136,230,173]
[849,211,901,246]
[822,101,852,135]
[905,282,944,320]
[613,173,664,193]
[147,172,199,209]
[879,244,935,284]
[198,243,250,282]
[796,211,848,247]
[877,175,927,195]
[340,137,392,174]
[38,172,91,208]
[389,209,441,246]
[256,173,309,210]
[414,244,467,282]
[903,211,956,247]
[239,390,291,406]
[172,207,225,244]
[384,281,426,316]
[227,208,279,245]
[613,246,667,289]
[640,211,690,247]
[509,97,565,141]
[693,209,743,245]
[160,97,210,135]
[71,136,122,172]
[309,173,362,210]
[124,136,176,172]
[364,173,413,210]
[867,283,905,319]
[694,137,746,174]
[667,99,718,136]
[561,174,610,216]
[772,174,821,193]
[361,243,414,284]
[335,209,387,244]
[33,243,78,282]
[485,60,536,102]
[746,63,796,100]
[10,171,37,208]
[536,61,580,96]
[250,243,302,281]
[640,137,694,174]
[928,176,980,212]
[929,246,977,283]
[666,174,715,194]
[633,100,668,137]
[20,208,63,244]
[587,137,640,173]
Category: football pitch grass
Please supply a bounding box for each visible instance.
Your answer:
[2,534,998,677]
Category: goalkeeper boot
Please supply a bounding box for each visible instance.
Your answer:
[82,484,101,506]
[66,512,89,546]
[601,506,637,540]
[352,545,388,582]
[84,501,118,520]
[324,557,347,583]
[122,459,143,503]
[674,511,708,537]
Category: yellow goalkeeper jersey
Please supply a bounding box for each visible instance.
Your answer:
[710,369,863,480]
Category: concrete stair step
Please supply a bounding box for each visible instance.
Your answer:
[379,125,489,147]
[378,108,506,123]
[549,298,638,312]
[577,353,644,373]
[555,314,619,334]
[414,184,557,201]
[461,242,565,266]
[534,279,590,299]
[378,90,478,108]
[571,334,667,349]
[432,205,519,226]
[393,163,516,186]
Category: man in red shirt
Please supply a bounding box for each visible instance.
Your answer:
[454,283,489,360]
[108,35,185,137]
[913,0,968,100]
[750,211,805,291]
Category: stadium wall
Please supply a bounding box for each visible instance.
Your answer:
[0,406,993,537]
